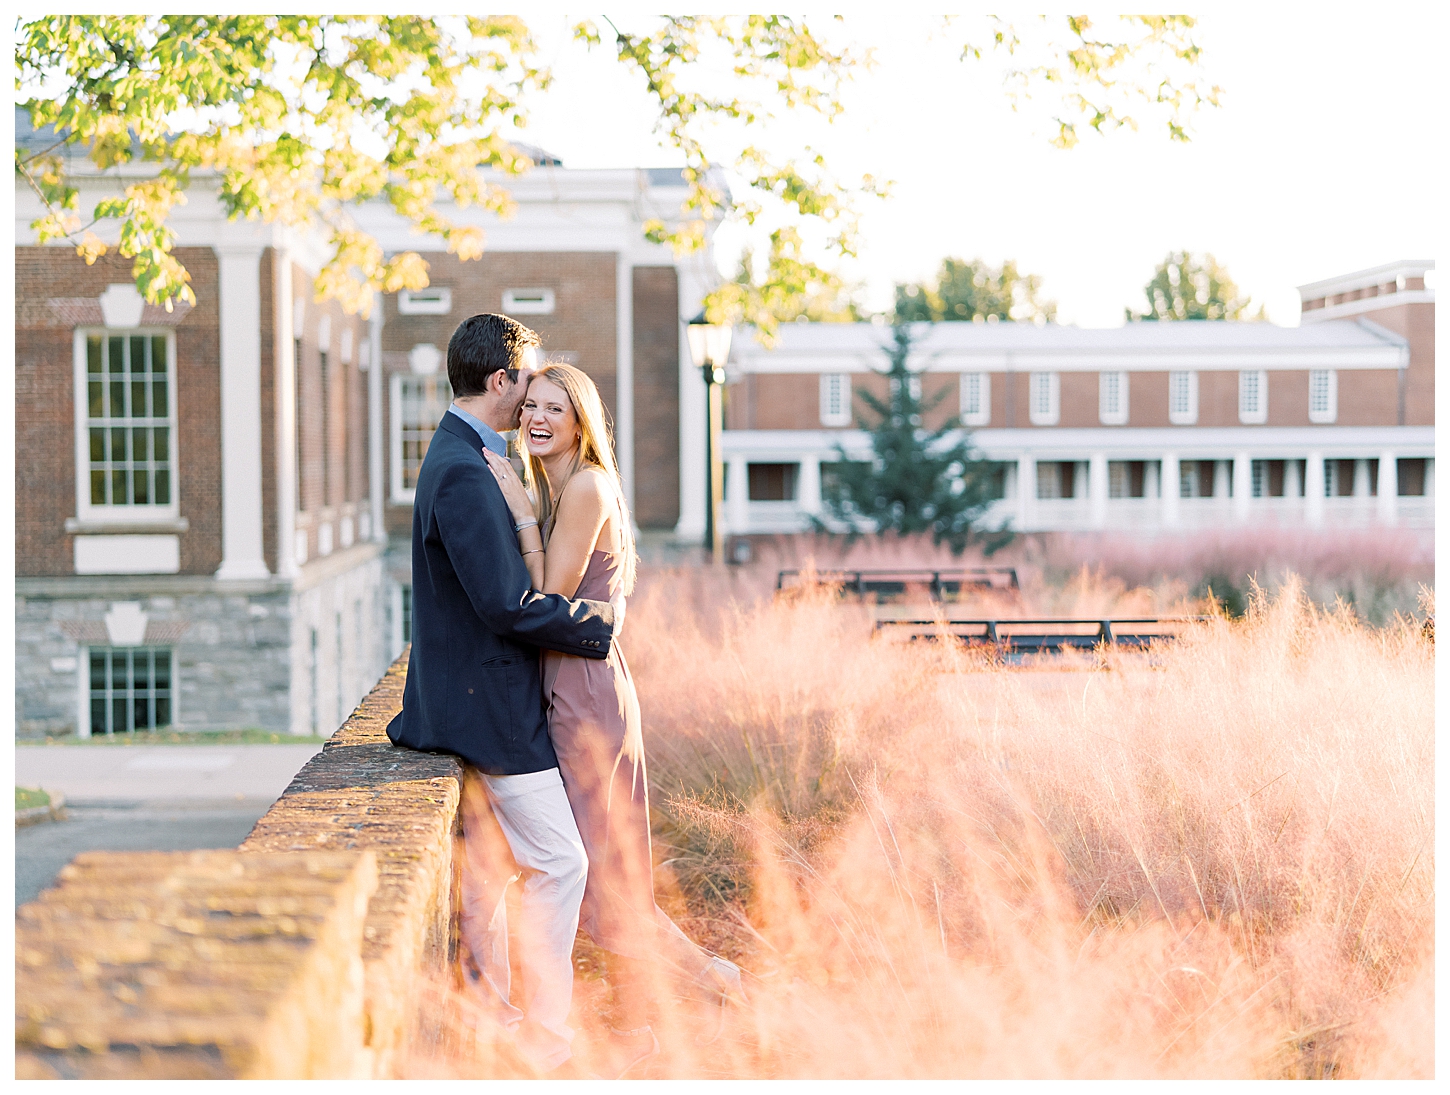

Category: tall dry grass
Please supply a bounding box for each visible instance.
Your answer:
[405,566,1433,1079]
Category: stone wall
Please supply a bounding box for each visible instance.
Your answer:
[15,577,293,738]
[15,648,463,1078]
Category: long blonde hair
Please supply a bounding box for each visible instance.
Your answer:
[519,362,638,594]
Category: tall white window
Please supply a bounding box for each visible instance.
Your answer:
[1028,371,1060,425]
[74,330,178,523]
[391,374,454,502]
[960,372,990,426]
[1098,370,1129,425]
[1168,370,1198,425]
[1308,369,1337,423]
[1238,369,1268,424]
[819,373,852,427]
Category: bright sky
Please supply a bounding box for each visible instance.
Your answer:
[511,11,1443,327]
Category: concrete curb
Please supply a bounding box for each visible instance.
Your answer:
[17,792,66,828]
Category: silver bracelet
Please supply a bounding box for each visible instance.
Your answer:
[514,518,538,532]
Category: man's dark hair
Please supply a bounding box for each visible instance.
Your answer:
[447,313,541,398]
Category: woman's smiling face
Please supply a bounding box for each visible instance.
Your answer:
[521,375,580,460]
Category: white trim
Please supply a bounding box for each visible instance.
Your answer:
[1168,370,1198,425]
[1098,370,1129,426]
[73,328,181,528]
[819,373,852,427]
[1028,372,1059,426]
[1308,369,1338,424]
[959,371,990,426]
[1238,370,1268,425]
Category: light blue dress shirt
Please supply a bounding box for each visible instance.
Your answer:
[448,403,508,456]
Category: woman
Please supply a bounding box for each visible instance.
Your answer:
[481,362,743,1073]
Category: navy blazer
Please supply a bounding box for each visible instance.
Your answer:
[386,412,615,774]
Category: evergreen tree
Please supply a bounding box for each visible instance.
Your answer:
[821,324,1010,554]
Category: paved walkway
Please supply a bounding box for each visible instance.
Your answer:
[15,743,324,906]
[15,743,323,804]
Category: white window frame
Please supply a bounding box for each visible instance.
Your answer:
[73,328,181,526]
[1238,369,1268,425]
[390,372,454,503]
[819,373,852,427]
[960,372,990,426]
[502,287,556,315]
[1168,370,1198,425]
[397,287,453,315]
[1028,371,1060,426]
[1098,370,1129,425]
[1308,369,1338,424]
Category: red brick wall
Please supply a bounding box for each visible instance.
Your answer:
[631,266,680,529]
[292,267,367,561]
[379,251,618,538]
[15,246,222,576]
[1355,301,1434,426]
[1130,372,1171,428]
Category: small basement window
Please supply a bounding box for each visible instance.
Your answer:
[89,647,172,735]
[397,287,453,315]
[502,288,556,315]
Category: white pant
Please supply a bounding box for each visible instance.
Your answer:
[458,766,588,1072]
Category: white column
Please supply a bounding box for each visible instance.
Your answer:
[1305,451,1325,528]
[1352,458,1371,497]
[1377,452,1397,525]
[726,454,750,534]
[216,245,271,580]
[367,306,386,544]
[1144,460,1160,500]
[1424,458,1435,499]
[615,254,635,509]
[1285,458,1302,499]
[797,453,822,516]
[1088,452,1108,529]
[273,250,298,580]
[1016,454,1034,531]
[1161,453,1179,528]
[1232,452,1252,523]
[675,289,706,541]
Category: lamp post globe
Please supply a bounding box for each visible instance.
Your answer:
[686,312,733,565]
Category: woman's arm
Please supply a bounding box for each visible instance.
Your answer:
[482,450,546,590]
[543,469,610,599]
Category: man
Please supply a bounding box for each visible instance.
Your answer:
[387,313,615,1074]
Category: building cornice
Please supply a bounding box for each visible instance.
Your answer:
[1297,259,1434,298]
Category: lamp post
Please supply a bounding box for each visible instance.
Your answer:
[686,312,732,565]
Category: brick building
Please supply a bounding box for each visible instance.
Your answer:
[12,104,1435,738]
[717,260,1434,539]
[14,116,715,738]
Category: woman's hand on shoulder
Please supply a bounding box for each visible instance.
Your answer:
[482,449,535,523]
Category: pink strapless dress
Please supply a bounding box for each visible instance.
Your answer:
[543,549,701,965]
